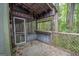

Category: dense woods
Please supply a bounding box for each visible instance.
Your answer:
[58,3,79,33]
[53,3,79,55]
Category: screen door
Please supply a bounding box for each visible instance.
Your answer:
[13,17,26,45]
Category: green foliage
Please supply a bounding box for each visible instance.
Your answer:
[53,3,79,55]
[37,17,52,31]
[75,4,79,33]
[58,3,79,33]
[58,4,68,32]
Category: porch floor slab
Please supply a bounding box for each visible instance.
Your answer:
[16,40,71,56]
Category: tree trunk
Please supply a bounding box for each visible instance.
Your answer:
[67,3,75,32]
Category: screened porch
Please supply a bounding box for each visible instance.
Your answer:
[9,3,79,56]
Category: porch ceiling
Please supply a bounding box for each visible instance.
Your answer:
[9,3,57,20]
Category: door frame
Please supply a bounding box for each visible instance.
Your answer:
[13,17,26,45]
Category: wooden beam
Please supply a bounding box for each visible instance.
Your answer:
[22,4,34,13]
[12,11,33,19]
[47,3,56,15]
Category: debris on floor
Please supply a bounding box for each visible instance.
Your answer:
[16,40,71,56]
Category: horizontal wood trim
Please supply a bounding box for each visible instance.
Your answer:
[35,30,52,35]
[52,31,79,36]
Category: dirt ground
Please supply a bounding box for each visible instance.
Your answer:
[16,40,71,56]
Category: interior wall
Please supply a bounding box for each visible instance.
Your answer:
[37,34,51,44]
[26,33,36,42]
[12,16,52,45]
[35,31,52,44]
[26,21,37,42]
[35,17,52,44]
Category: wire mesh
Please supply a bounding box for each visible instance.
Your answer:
[53,32,79,55]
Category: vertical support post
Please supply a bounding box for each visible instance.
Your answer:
[35,18,38,40]
[52,11,59,45]
[53,12,58,32]
[13,17,16,45]
[51,14,54,44]
[47,3,58,32]
[51,9,58,44]
[0,3,11,55]
[47,3,58,44]
[28,21,29,33]
[24,19,27,43]
[31,21,32,32]
[36,18,38,31]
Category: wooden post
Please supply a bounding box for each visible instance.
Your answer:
[51,8,58,44]
[0,4,11,55]
[47,3,58,32]
[53,12,58,32]
[36,18,38,31]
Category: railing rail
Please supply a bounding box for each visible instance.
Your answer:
[52,31,79,55]
[52,31,79,36]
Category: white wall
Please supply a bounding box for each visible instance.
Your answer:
[0,4,11,56]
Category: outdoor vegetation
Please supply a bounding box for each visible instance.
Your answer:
[55,4,79,55]
[37,17,52,31]
[37,3,79,55]
[58,3,79,33]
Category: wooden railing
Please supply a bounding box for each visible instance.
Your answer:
[52,31,79,36]
[52,31,79,55]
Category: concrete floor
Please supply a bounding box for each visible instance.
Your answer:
[16,40,71,56]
